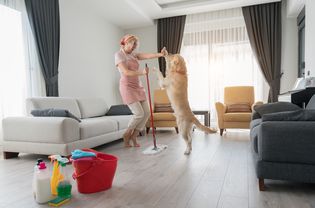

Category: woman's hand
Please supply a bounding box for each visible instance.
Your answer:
[142,65,149,75]
[161,47,168,56]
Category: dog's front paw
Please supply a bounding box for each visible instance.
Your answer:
[184,149,191,155]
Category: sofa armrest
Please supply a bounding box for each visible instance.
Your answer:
[2,117,80,144]
[259,121,315,165]
[215,102,226,129]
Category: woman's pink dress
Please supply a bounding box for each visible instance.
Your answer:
[115,50,146,104]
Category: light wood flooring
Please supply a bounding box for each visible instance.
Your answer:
[1,129,315,208]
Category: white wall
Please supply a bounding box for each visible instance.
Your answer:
[280,0,299,93]
[124,24,161,99]
[59,0,124,106]
[305,0,315,77]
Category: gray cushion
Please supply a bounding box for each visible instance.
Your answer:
[254,102,300,117]
[31,108,81,122]
[105,104,132,116]
[259,121,315,164]
[262,110,315,122]
[26,97,81,118]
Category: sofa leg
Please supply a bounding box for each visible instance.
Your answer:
[259,178,265,191]
[146,127,150,134]
[3,151,19,159]
[175,127,179,134]
[220,129,224,136]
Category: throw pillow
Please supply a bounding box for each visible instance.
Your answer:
[254,102,300,117]
[262,109,315,121]
[227,103,251,113]
[105,104,132,116]
[154,103,174,113]
[31,108,81,122]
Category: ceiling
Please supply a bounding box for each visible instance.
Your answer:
[78,0,290,29]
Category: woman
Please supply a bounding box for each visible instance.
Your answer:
[115,34,167,147]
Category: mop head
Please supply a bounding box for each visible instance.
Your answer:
[142,144,167,155]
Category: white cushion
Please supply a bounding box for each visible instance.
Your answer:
[79,117,117,139]
[105,115,132,130]
[76,98,108,119]
[26,97,81,118]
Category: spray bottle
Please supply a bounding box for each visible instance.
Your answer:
[48,155,72,206]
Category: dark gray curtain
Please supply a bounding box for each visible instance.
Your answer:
[242,2,282,102]
[157,15,186,76]
[25,0,60,96]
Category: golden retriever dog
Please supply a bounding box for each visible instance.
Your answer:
[155,53,217,155]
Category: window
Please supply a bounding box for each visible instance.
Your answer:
[181,8,266,123]
[0,4,27,119]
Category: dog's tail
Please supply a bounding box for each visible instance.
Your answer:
[192,116,217,134]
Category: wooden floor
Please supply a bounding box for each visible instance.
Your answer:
[1,130,315,208]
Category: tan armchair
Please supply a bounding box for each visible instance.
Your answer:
[215,86,263,136]
[146,89,178,134]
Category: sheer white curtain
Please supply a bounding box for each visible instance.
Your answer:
[181,8,267,124]
[0,0,45,142]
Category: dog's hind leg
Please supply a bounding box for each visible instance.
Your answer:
[187,123,193,153]
[181,121,193,155]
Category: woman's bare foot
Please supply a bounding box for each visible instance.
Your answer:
[131,137,140,147]
[131,130,140,147]
[123,129,133,148]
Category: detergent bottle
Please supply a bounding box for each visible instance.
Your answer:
[33,158,43,188]
[33,162,53,204]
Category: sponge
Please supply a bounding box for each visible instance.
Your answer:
[48,196,71,207]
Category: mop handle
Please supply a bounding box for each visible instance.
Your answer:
[145,63,157,148]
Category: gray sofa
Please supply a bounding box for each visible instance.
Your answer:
[2,97,132,158]
[250,96,315,191]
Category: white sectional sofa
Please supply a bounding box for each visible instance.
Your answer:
[2,97,132,158]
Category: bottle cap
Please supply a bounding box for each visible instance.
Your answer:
[38,162,47,169]
[36,158,43,166]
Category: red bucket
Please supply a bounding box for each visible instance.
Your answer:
[72,149,118,194]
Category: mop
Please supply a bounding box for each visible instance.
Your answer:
[142,64,167,155]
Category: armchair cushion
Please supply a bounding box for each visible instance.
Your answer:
[227,103,251,113]
[254,102,300,117]
[150,113,176,121]
[31,108,81,122]
[262,110,315,122]
[154,103,173,112]
[223,112,252,122]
